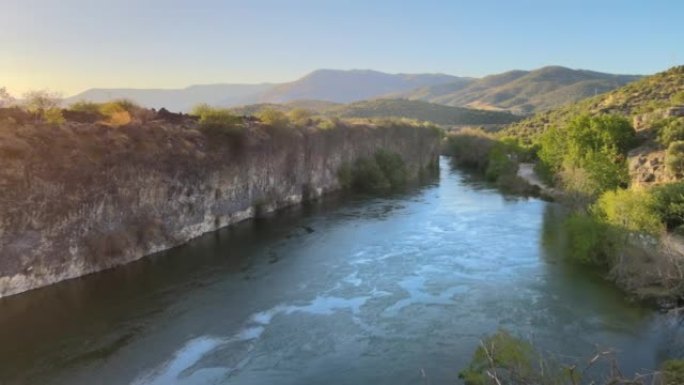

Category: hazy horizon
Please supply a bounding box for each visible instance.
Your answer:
[2,0,683,96]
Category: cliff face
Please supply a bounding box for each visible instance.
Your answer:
[0,120,440,297]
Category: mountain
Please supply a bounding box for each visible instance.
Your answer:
[504,65,684,140]
[257,69,469,104]
[231,98,522,126]
[64,67,640,114]
[65,84,273,113]
[392,66,642,114]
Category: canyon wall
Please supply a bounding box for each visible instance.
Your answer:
[0,120,440,297]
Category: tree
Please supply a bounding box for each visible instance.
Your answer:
[257,108,290,128]
[0,87,15,107]
[23,89,62,112]
[287,108,312,126]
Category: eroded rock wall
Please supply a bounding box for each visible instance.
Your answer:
[0,121,440,297]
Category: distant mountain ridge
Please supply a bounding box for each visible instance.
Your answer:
[65,66,642,113]
[257,69,467,104]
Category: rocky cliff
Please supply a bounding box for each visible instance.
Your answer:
[0,119,440,297]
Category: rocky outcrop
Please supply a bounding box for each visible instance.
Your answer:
[0,120,440,297]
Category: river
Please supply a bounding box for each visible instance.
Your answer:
[0,157,682,385]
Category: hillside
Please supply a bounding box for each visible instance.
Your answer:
[327,99,521,126]
[393,66,641,114]
[257,69,465,104]
[231,98,522,126]
[504,66,684,140]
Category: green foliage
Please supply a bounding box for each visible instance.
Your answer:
[68,100,102,114]
[257,108,290,129]
[504,65,684,141]
[316,117,341,130]
[460,330,676,385]
[594,188,663,234]
[446,128,497,170]
[374,149,408,188]
[672,91,684,105]
[192,104,244,135]
[352,158,391,192]
[287,108,313,126]
[563,213,614,265]
[537,114,633,196]
[662,359,684,385]
[338,150,408,193]
[23,90,62,113]
[666,141,684,176]
[42,108,65,125]
[651,182,684,230]
[658,118,684,146]
[328,98,521,126]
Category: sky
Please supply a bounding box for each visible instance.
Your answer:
[1,0,683,96]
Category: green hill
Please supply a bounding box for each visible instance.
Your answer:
[393,66,641,114]
[503,65,684,141]
[328,99,521,125]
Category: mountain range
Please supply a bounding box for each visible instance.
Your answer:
[65,66,642,114]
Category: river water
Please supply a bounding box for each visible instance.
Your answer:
[0,157,682,385]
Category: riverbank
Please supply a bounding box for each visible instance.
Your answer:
[0,116,440,297]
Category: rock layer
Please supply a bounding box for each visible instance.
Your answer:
[0,120,440,297]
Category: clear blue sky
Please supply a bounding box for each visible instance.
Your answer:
[1,0,683,96]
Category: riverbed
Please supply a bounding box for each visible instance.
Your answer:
[0,157,681,384]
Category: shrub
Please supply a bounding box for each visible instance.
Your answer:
[374,149,407,188]
[665,141,684,176]
[0,87,15,107]
[662,360,684,385]
[458,330,540,385]
[288,108,312,126]
[257,108,290,129]
[537,114,634,196]
[594,188,663,234]
[446,128,496,170]
[192,104,243,135]
[352,157,390,192]
[658,118,684,146]
[671,91,684,105]
[651,182,684,230]
[338,150,408,193]
[563,213,614,265]
[42,108,65,125]
[23,89,62,113]
[317,117,340,130]
[69,100,101,114]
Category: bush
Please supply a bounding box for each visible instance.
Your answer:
[538,115,634,196]
[563,213,614,265]
[446,128,496,170]
[651,182,684,230]
[374,149,407,188]
[42,108,65,125]
[665,141,684,176]
[23,89,62,113]
[288,108,312,126]
[257,108,290,129]
[662,360,684,385]
[352,157,390,192]
[658,118,684,146]
[192,104,243,135]
[69,100,101,115]
[337,150,408,193]
[594,188,663,234]
[671,91,684,105]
